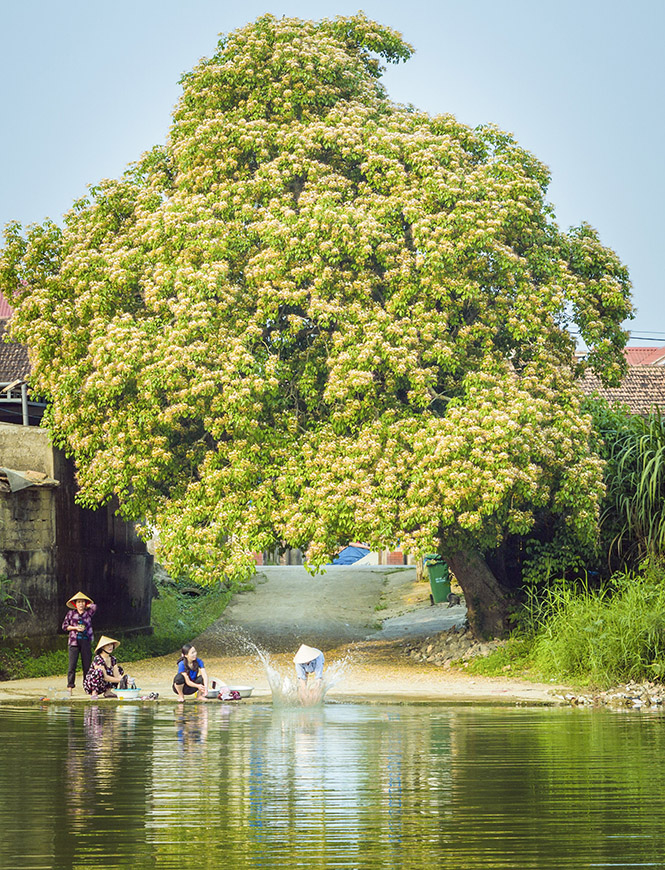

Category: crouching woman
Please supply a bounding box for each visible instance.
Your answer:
[172,644,208,702]
[83,636,124,699]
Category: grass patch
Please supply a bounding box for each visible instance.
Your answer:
[0,576,233,681]
[463,636,535,678]
[466,560,665,689]
[468,559,665,689]
[530,563,665,688]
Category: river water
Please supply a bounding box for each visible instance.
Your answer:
[1,701,664,869]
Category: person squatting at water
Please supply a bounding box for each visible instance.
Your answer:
[294,644,325,705]
[83,636,126,699]
[62,591,97,695]
[173,644,209,702]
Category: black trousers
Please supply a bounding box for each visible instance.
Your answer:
[172,673,204,695]
[67,638,92,688]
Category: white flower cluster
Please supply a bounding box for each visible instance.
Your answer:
[1,13,631,584]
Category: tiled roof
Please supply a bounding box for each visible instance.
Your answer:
[0,320,30,381]
[0,291,14,319]
[624,347,665,365]
[580,365,665,414]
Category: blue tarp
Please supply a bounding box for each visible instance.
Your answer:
[332,546,370,565]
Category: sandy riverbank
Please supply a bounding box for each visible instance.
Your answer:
[0,642,567,705]
[0,565,569,705]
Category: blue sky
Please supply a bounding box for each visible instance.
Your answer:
[2,0,663,342]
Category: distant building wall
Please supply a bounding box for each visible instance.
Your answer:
[0,422,153,645]
[254,546,415,566]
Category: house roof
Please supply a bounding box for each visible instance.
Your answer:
[580,365,665,414]
[624,346,665,365]
[0,291,14,319]
[0,320,30,381]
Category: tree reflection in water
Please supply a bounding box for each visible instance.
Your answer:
[1,704,665,868]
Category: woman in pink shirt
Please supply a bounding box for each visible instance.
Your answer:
[61,591,97,694]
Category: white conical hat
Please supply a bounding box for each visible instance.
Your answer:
[94,635,120,653]
[65,590,94,609]
[293,644,321,664]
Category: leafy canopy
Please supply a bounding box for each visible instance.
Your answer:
[1,14,633,583]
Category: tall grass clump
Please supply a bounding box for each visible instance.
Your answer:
[532,560,665,686]
[595,404,665,567]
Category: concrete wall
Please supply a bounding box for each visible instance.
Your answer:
[0,422,153,645]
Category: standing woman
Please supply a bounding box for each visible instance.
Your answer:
[61,591,97,695]
[83,636,125,699]
[173,644,208,702]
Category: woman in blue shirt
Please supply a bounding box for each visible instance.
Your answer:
[172,643,208,702]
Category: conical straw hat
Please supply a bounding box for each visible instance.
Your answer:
[65,590,94,609]
[94,635,120,653]
[293,644,321,664]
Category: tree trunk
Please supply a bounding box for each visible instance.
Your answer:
[447,549,513,639]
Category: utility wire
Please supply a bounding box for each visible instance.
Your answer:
[569,330,665,344]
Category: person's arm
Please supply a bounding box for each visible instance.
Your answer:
[182,671,201,689]
[199,666,208,693]
[104,663,124,685]
[62,612,77,632]
[84,604,97,627]
[82,606,96,636]
[313,654,324,681]
[295,662,307,681]
[89,655,110,681]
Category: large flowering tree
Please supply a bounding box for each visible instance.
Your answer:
[1,15,632,635]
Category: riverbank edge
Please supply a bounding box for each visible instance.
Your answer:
[4,658,662,709]
[0,664,571,707]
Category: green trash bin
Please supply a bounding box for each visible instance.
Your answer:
[424,555,450,605]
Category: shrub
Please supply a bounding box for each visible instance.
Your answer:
[594,402,665,568]
[532,559,665,686]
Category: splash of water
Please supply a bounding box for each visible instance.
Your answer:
[243,639,350,707]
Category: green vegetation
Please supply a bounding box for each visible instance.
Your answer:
[463,636,535,678]
[462,404,665,688]
[0,575,32,637]
[530,561,665,686]
[1,14,632,638]
[0,574,232,681]
[596,403,665,568]
[465,559,665,688]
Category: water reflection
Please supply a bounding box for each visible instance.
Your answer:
[173,703,209,752]
[1,703,665,869]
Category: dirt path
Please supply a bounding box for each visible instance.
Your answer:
[0,565,569,704]
[197,564,467,652]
